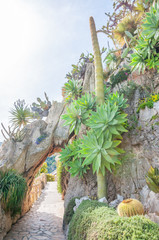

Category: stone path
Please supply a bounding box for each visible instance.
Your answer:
[4,182,65,240]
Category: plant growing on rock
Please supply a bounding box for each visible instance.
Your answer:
[63,79,82,103]
[113,14,140,47]
[106,92,128,111]
[62,93,95,135]
[146,166,159,193]
[31,92,51,118]
[60,139,89,178]
[9,100,32,129]
[0,169,27,216]
[62,102,88,135]
[110,69,131,88]
[1,123,26,142]
[130,3,159,73]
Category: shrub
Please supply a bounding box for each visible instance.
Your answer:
[68,200,159,240]
[63,197,79,227]
[40,162,48,174]
[137,93,159,113]
[110,69,131,88]
[46,174,55,182]
[0,169,27,217]
[57,160,63,194]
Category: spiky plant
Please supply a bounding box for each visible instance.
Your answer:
[117,199,144,217]
[146,166,159,193]
[0,169,27,216]
[62,102,89,135]
[63,79,82,103]
[113,14,140,47]
[9,100,32,129]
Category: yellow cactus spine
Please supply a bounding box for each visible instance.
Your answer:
[117,199,144,217]
[89,16,106,199]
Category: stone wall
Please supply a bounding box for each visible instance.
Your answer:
[0,174,47,240]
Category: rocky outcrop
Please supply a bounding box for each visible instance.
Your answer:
[0,101,68,191]
[0,63,95,191]
[0,63,96,238]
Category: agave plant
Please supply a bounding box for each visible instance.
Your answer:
[86,102,128,139]
[60,139,89,178]
[81,130,123,175]
[146,166,159,193]
[62,101,90,135]
[69,158,89,178]
[76,93,96,111]
[63,79,82,103]
[106,92,128,111]
[9,100,32,129]
[130,3,159,73]
[60,139,81,168]
[142,3,159,40]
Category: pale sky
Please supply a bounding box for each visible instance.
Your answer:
[0,0,113,141]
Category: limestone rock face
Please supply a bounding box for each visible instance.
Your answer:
[64,168,97,209]
[0,101,68,188]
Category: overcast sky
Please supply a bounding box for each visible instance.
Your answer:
[0,0,113,141]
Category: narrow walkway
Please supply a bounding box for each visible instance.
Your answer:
[4,182,65,240]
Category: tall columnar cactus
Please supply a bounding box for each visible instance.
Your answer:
[89,16,104,105]
[117,199,144,217]
[89,16,106,199]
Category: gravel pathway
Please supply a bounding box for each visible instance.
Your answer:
[4,182,65,240]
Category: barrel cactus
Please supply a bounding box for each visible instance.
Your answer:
[117,199,144,217]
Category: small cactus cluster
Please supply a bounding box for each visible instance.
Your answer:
[1,123,26,142]
[117,198,144,217]
[146,166,159,193]
[31,92,51,118]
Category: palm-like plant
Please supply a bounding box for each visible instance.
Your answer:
[9,100,32,129]
[63,79,82,103]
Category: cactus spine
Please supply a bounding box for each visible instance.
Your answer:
[117,199,144,217]
[89,16,106,199]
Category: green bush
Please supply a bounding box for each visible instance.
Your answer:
[57,160,63,194]
[68,200,159,240]
[63,197,79,227]
[46,174,55,182]
[110,69,131,88]
[40,162,48,174]
[137,94,159,113]
[0,169,27,217]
